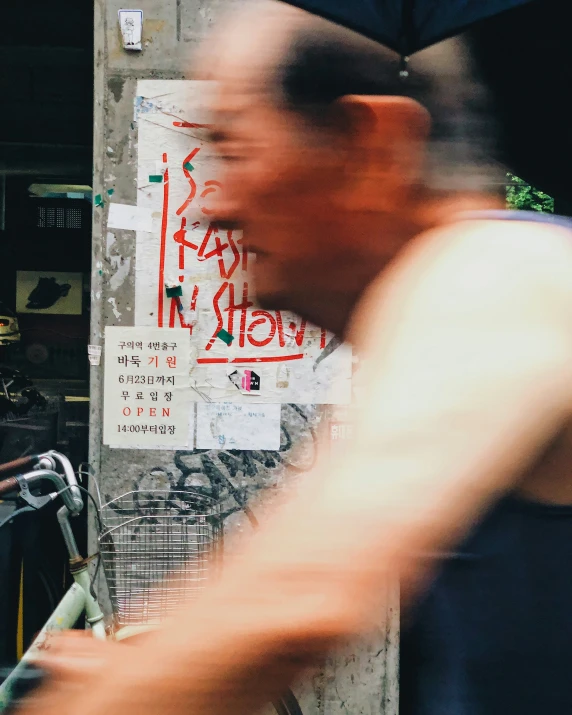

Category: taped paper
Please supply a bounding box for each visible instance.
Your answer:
[108,203,154,233]
[196,402,281,450]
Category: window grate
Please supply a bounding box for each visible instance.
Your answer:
[66,207,82,229]
[36,204,85,229]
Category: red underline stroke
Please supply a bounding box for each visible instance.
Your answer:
[197,354,304,365]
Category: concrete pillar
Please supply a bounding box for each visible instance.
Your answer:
[92,1,398,712]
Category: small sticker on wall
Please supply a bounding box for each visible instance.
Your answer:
[88,344,102,366]
[228,369,260,393]
[118,9,143,51]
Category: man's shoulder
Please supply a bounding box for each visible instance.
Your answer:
[394,217,572,305]
[437,218,572,304]
[351,217,572,348]
[445,216,572,265]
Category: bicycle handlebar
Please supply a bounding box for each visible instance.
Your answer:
[0,476,18,497]
[44,451,83,512]
[0,451,84,515]
[0,455,40,479]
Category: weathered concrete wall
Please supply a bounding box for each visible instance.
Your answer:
[92,1,398,712]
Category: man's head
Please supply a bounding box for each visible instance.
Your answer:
[200,0,499,335]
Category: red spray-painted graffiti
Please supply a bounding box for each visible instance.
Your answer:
[157,142,327,363]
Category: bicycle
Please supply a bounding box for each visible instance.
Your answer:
[0,451,303,715]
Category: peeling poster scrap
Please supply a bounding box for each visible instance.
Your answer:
[103,327,192,449]
[196,403,281,450]
[108,202,154,233]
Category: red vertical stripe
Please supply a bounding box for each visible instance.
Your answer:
[157,156,169,327]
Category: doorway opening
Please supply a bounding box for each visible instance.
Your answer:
[0,0,94,670]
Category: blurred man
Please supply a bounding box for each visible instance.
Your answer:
[22,2,572,714]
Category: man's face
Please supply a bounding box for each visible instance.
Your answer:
[203,18,349,316]
[201,4,424,331]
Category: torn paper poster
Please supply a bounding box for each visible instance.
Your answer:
[134,80,352,404]
[103,327,192,449]
[108,202,154,233]
[196,402,281,450]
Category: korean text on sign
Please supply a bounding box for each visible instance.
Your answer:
[103,327,191,449]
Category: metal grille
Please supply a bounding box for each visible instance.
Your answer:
[36,205,84,229]
[65,207,82,228]
[98,490,222,627]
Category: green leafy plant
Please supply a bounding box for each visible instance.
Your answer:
[506,173,554,213]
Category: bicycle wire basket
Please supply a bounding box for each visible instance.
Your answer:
[98,489,223,627]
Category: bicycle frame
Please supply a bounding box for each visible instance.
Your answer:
[0,453,303,715]
[0,563,106,712]
[0,452,106,712]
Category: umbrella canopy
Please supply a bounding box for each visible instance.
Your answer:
[280,0,534,55]
[281,0,572,206]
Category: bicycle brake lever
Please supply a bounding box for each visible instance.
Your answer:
[16,475,56,510]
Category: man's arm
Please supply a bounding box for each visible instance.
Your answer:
[218,220,572,642]
[25,221,572,715]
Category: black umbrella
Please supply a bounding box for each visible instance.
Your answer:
[281,0,572,207]
[280,0,534,55]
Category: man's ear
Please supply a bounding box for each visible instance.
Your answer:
[334,96,431,212]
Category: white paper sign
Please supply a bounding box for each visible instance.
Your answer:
[108,203,154,233]
[196,403,281,450]
[103,327,191,449]
[133,80,352,404]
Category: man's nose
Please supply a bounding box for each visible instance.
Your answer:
[208,191,243,231]
[214,218,242,231]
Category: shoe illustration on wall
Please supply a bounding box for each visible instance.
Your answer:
[16,271,83,315]
[26,277,72,310]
